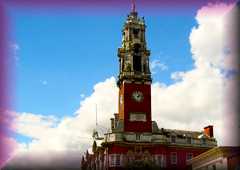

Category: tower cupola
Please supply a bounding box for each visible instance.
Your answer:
[117,2,151,86]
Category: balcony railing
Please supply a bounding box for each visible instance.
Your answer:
[104,132,217,147]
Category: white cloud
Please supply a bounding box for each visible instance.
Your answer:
[189,3,233,69]
[80,94,85,98]
[11,43,20,63]
[10,77,117,162]
[41,80,48,85]
[8,77,118,167]
[188,2,237,146]
[171,71,185,81]
[9,2,238,168]
[0,136,18,167]
[152,65,224,143]
[15,113,58,141]
[150,59,168,74]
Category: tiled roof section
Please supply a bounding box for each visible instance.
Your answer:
[163,129,203,138]
[151,121,204,138]
[113,120,208,139]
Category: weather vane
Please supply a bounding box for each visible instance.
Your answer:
[131,0,136,12]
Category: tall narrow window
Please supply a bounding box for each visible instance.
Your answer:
[133,43,141,53]
[171,136,176,143]
[187,137,191,144]
[201,138,206,145]
[186,153,193,161]
[171,152,177,164]
[110,155,115,167]
[157,154,166,168]
[136,134,140,141]
[116,154,121,166]
[133,43,141,72]
[133,55,141,72]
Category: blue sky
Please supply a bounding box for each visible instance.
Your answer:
[7,5,202,143]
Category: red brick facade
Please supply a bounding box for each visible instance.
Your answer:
[119,83,152,132]
[105,143,210,170]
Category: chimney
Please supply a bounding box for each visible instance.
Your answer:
[110,118,115,130]
[114,113,119,121]
[114,113,119,128]
[204,125,214,137]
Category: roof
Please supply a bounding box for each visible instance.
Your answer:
[187,146,240,165]
[163,128,203,138]
[113,120,205,139]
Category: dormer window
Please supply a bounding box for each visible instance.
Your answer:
[201,138,206,145]
[136,134,140,141]
[171,136,176,143]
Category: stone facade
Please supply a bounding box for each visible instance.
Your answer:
[187,147,240,170]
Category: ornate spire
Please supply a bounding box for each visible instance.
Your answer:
[117,2,151,87]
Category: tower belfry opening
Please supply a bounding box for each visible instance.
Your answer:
[133,54,141,72]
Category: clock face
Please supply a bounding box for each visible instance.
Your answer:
[132,91,144,102]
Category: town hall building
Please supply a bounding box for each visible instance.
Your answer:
[81,3,217,170]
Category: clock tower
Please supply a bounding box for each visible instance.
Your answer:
[82,3,218,169]
[117,6,152,132]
